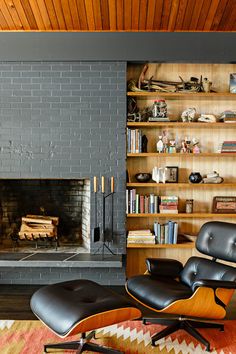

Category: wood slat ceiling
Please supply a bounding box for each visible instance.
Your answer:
[0,0,235,31]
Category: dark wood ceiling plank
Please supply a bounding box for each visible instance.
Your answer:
[100,0,110,30]
[209,0,228,30]
[146,0,156,30]
[167,0,179,31]
[131,0,139,30]
[76,0,88,30]
[182,0,196,30]
[43,0,59,29]
[153,0,163,30]
[189,0,204,29]
[27,0,46,30]
[108,0,117,30]
[19,0,39,29]
[92,0,102,29]
[116,0,123,30]
[174,0,188,29]
[52,0,66,30]
[4,0,25,29]
[139,0,147,30]
[203,0,221,30]
[0,0,17,29]
[84,0,96,30]
[0,9,10,29]
[218,0,235,30]
[197,0,212,30]
[68,0,81,29]
[124,0,131,30]
[61,0,74,30]
[160,0,172,30]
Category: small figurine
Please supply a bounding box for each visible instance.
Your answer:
[169,140,176,153]
[198,114,216,123]
[192,138,200,154]
[181,107,196,122]
[156,136,164,153]
[162,130,169,152]
[180,140,187,153]
[202,78,212,93]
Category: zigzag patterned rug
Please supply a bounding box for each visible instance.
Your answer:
[0,319,235,354]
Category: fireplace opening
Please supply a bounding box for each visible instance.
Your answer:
[0,179,90,252]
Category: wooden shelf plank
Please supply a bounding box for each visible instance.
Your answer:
[127,122,236,128]
[126,183,236,188]
[127,213,236,218]
[127,242,195,249]
[127,153,236,157]
[127,92,236,99]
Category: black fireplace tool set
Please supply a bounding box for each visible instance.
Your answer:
[92,176,115,257]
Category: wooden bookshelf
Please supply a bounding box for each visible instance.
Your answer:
[127,242,195,249]
[127,183,236,188]
[126,62,236,277]
[127,122,236,128]
[127,153,236,157]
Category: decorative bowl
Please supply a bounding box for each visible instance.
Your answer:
[135,173,152,183]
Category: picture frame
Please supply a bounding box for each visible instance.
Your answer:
[165,166,179,183]
[212,196,236,213]
[230,73,236,93]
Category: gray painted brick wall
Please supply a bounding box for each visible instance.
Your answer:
[0,61,127,255]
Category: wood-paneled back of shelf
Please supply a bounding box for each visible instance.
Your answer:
[0,0,234,31]
[126,63,236,243]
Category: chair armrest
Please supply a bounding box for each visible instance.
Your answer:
[146,258,183,277]
[192,279,236,293]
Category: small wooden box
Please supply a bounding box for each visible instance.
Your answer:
[212,196,236,213]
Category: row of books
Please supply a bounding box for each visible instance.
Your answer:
[220,110,236,123]
[154,221,178,244]
[220,141,236,153]
[159,196,178,214]
[127,128,143,153]
[126,190,179,214]
[127,229,156,244]
[127,221,179,245]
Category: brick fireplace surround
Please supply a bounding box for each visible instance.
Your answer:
[0,61,126,285]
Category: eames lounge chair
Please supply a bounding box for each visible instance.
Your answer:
[126,221,236,352]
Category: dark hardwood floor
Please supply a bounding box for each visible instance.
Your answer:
[0,284,235,321]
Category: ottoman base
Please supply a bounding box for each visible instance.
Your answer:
[44,331,123,354]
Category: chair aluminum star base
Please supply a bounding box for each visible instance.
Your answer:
[44,330,124,354]
[143,317,224,352]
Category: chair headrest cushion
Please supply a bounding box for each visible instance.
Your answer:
[196,221,236,263]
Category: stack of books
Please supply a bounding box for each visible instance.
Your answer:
[154,221,178,244]
[221,141,236,153]
[127,230,156,244]
[220,111,236,123]
[127,128,142,153]
[159,196,178,214]
[126,189,158,214]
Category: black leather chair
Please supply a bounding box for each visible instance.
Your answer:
[126,221,236,352]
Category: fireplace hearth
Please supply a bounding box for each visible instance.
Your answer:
[0,179,90,252]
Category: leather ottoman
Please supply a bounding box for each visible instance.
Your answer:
[30,279,141,353]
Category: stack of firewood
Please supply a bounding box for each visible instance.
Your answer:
[18,215,59,241]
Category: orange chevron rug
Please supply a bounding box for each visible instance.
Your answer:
[0,319,236,354]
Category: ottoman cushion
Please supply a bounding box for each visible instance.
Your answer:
[31,279,141,337]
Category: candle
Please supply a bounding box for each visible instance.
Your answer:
[111,176,114,193]
[101,176,105,193]
[93,176,97,193]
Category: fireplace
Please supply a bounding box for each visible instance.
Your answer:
[0,179,90,252]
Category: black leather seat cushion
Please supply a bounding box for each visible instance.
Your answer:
[127,275,192,310]
[31,279,136,337]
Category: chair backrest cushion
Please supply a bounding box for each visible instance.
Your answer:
[196,221,236,263]
[180,256,236,289]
